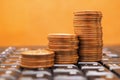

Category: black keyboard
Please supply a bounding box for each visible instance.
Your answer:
[0,46,120,80]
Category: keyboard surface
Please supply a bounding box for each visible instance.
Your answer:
[0,46,120,80]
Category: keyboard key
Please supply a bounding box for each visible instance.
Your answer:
[86,70,120,80]
[18,77,33,80]
[21,70,52,80]
[54,64,78,69]
[54,75,87,80]
[104,64,120,70]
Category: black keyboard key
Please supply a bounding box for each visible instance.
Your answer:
[54,64,78,69]
[18,77,33,80]
[21,70,52,80]
[54,75,87,80]
[78,62,104,70]
[86,70,120,80]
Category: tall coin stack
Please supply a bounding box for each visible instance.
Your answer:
[73,11,103,62]
[20,49,55,68]
[48,33,79,64]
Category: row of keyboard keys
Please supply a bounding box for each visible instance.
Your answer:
[78,62,120,80]
[0,47,120,80]
[102,47,120,78]
[53,64,87,80]
[19,68,52,80]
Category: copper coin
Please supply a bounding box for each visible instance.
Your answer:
[21,49,54,56]
[48,45,78,49]
[20,63,54,69]
[49,41,79,45]
[48,33,77,39]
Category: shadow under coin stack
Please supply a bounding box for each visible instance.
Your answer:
[74,11,103,62]
[20,49,55,68]
[48,33,79,64]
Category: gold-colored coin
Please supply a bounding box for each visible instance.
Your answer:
[74,11,103,62]
[20,49,54,68]
[48,33,76,37]
[20,63,54,69]
[48,44,78,50]
[21,49,54,56]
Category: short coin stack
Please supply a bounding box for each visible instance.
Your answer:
[48,33,79,64]
[20,49,55,68]
[73,11,103,62]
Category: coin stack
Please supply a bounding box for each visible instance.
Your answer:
[73,11,103,62]
[20,49,55,68]
[48,33,79,64]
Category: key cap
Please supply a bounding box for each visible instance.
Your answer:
[105,64,120,70]
[86,70,120,80]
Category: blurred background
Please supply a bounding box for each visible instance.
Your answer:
[0,0,120,46]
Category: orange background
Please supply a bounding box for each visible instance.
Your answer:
[0,0,120,46]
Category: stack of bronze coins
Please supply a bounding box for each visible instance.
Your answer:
[48,33,79,64]
[73,11,103,62]
[20,49,55,68]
